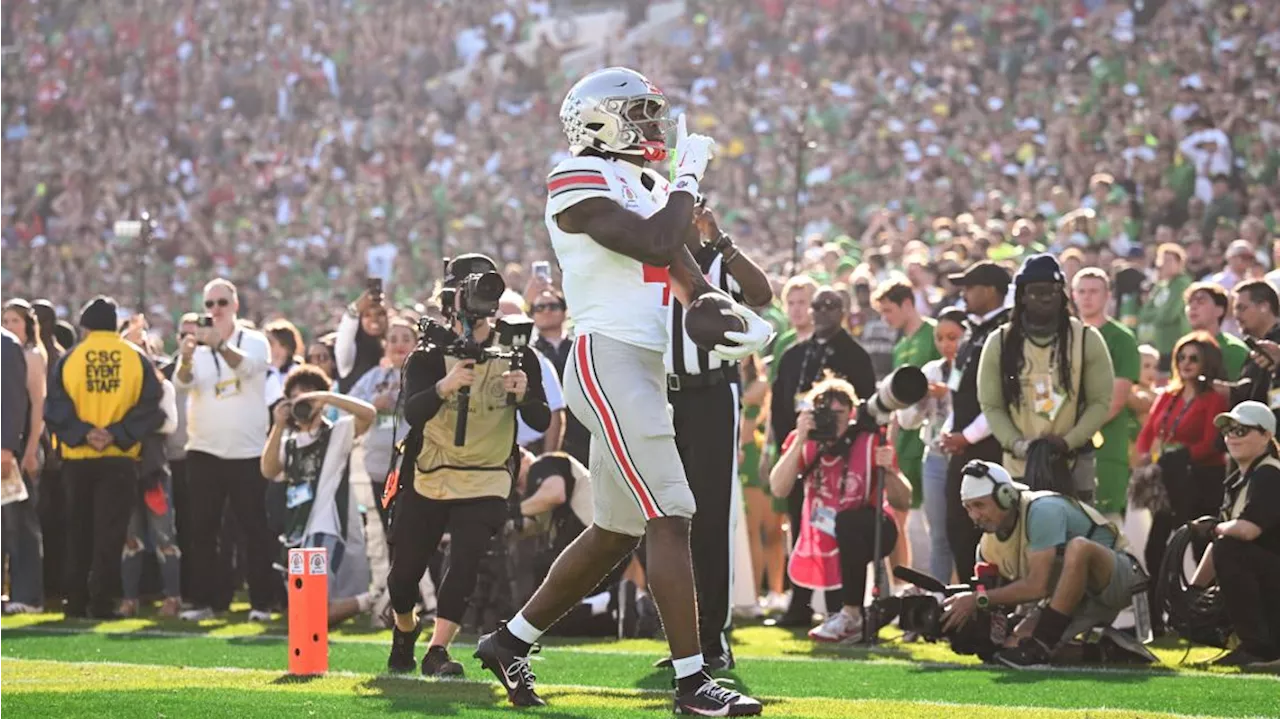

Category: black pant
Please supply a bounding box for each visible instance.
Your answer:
[670,380,737,656]
[387,490,506,623]
[946,440,1001,581]
[1214,536,1280,658]
[37,463,66,602]
[184,451,276,611]
[835,506,899,609]
[63,458,137,615]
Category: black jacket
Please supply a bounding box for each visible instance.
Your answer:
[951,308,1011,461]
[1231,322,1280,427]
[2,330,29,457]
[770,329,877,450]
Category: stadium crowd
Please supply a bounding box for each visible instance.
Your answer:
[4,0,1280,671]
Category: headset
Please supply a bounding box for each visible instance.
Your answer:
[962,460,1020,510]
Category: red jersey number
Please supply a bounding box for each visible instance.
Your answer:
[643,264,671,306]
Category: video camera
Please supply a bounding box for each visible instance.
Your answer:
[418,256,534,446]
[874,565,1012,661]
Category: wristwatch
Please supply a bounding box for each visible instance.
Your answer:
[975,585,990,610]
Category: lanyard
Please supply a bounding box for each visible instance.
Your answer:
[1159,392,1197,443]
[211,329,245,381]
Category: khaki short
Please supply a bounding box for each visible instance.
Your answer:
[562,333,695,537]
[1061,549,1146,641]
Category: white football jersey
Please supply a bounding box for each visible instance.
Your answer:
[544,155,674,353]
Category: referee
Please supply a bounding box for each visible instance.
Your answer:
[662,206,772,670]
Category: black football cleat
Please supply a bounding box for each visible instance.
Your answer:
[474,629,545,707]
[674,672,762,716]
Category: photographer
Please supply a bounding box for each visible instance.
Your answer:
[769,376,911,644]
[941,460,1149,669]
[1182,402,1280,668]
[260,365,378,627]
[335,283,389,393]
[515,450,593,592]
[385,253,549,678]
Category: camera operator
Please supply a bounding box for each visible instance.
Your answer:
[769,376,912,644]
[1225,281,1280,427]
[514,450,593,590]
[941,460,1150,669]
[385,253,549,678]
[1182,402,1280,668]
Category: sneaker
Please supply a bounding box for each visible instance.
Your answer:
[995,638,1053,669]
[3,602,43,615]
[247,609,273,622]
[635,593,663,639]
[180,607,215,622]
[118,599,139,618]
[1246,655,1280,673]
[774,607,815,628]
[764,592,790,614]
[371,591,394,630]
[159,598,182,618]
[387,618,423,674]
[808,610,862,644]
[474,628,545,707]
[674,672,762,716]
[421,645,464,677]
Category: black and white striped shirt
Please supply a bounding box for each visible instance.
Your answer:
[664,245,746,376]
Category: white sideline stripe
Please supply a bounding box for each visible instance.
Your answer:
[5,625,1278,682]
[2,657,1269,719]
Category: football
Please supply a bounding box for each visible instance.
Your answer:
[685,294,746,352]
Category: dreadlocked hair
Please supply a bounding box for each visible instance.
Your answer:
[999,284,1076,408]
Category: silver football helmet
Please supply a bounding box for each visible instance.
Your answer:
[559,67,674,161]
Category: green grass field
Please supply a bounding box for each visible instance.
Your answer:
[3,609,1278,718]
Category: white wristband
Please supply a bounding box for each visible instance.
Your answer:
[672,175,700,198]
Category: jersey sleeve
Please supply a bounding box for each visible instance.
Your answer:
[545,156,619,218]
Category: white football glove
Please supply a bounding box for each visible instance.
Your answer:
[713,300,774,361]
[672,114,717,188]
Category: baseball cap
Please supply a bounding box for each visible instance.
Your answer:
[959,460,1028,503]
[1214,401,1276,435]
[948,261,1011,290]
[1226,239,1254,259]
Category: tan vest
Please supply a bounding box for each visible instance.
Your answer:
[414,355,517,500]
[980,490,1128,582]
[1001,318,1087,476]
[1225,456,1280,521]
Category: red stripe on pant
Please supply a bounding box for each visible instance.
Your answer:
[576,336,661,519]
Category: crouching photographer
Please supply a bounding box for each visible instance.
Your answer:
[1177,402,1280,669]
[941,460,1154,669]
[384,254,549,678]
[769,376,913,644]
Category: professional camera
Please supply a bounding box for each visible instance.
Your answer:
[417,312,534,446]
[810,395,841,442]
[438,254,506,323]
[875,565,1012,661]
[858,366,928,427]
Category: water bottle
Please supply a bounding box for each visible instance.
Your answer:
[1132,589,1153,644]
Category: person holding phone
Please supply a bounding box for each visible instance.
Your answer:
[1134,331,1227,627]
[173,278,275,622]
[335,278,389,393]
[260,365,379,627]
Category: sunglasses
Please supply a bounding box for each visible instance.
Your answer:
[532,303,564,313]
[1176,353,1201,364]
[1222,425,1258,439]
[204,298,231,309]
